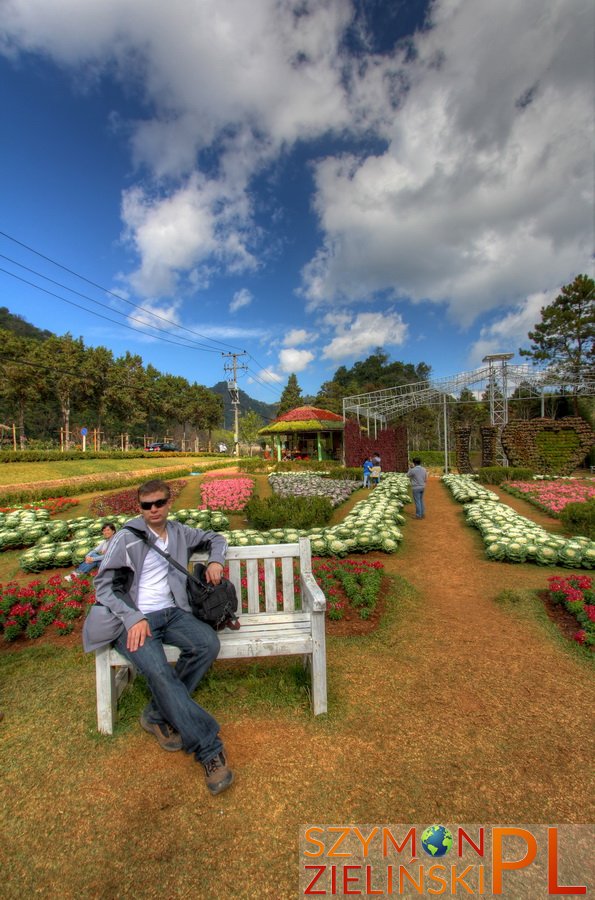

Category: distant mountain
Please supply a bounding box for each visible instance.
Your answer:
[210,381,278,430]
[0,306,53,340]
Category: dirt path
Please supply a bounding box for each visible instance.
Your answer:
[368,477,594,820]
[1,477,594,899]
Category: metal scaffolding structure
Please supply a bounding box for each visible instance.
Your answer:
[342,359,595,470]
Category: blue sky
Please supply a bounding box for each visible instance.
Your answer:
[0,0,592,404]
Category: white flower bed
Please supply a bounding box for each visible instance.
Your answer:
[268,473,359,507]
[442,474,499,503]
[443,475,595,568]
[222,473,410,556]
[17,509,229,572]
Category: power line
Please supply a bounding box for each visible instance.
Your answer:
[0,353,80,376]
[0,254,226,353]
[0,229,247,353]
[245,365,284,399]
[0,229,296,406]
[0,266,223,353]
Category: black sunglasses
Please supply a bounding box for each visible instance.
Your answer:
[139,497,169,510]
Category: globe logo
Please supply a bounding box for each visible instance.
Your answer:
[421,825,453,858]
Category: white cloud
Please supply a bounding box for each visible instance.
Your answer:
[468,289,557,366]
[279,347,315,373]
[2,0,591,329]
[282,328,315,346]
[121,176,257,296]
[229,288,253,314]
[322,310,408,361]
[122,298,183,342]
[249,367,283,384]
[301,0,594,324]
[0,0,353,297]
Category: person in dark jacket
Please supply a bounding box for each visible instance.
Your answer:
[83,479,233,796]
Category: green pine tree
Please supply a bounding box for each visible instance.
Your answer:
[277,373,303,416]
[520,274,595,413]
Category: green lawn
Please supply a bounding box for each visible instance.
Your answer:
[0,456,212,485]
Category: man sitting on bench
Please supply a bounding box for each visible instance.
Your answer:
[83,479,234,796]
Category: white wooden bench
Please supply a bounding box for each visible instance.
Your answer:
[94,537,327,733]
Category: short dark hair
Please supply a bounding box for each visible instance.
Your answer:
[412,457,421,465]
[102,522,117,534]
[137,480,171,500]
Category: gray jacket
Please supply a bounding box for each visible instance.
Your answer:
[407,464,428,489]
[82,516,228,652]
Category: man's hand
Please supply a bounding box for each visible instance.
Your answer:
[127,619,151,652]
[205,562,224,585]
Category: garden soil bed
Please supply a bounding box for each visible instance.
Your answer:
[1,474,594,899]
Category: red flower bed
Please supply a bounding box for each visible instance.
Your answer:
[0,497,79,515]
[545,575,595,648]
[0,575,96,641]
[90,480,187,516]
[226,556,384,621]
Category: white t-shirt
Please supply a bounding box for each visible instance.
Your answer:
[137,529,176,615]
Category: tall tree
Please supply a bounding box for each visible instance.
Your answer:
[154,373,192,436]
[520,274,595,412]
[81,345,115,439]
[0,330,47,448]
[42,334,89,447]
[238,409,263,455]
[104,352,150,445]
[450,387,489,447]
[277,373,303,416]
[185,384,224,450]
[509,380,542,420]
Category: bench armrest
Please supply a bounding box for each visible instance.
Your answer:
[300,572,326,612]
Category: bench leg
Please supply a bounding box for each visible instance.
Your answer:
[310,613,327,715]
[95,646,118,734]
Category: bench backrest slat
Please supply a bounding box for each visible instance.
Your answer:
[281,556,295,611]
[228,558,242,601]
[191,542,304,614]
[246,558,260,613]
[264,557,277,612]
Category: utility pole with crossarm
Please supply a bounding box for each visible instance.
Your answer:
[222,352,248,456]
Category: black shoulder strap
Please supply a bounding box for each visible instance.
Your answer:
[124,525,203,587]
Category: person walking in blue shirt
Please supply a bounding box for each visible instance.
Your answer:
[362,457,373,488]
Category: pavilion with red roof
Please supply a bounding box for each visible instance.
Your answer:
[258,405,345,462]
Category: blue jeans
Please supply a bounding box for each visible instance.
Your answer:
[115,606,222,764]
[413,488,425,518]
[76,560,100,575]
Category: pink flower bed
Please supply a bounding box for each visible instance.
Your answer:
[506,480,595,516]
[199,476,254,511]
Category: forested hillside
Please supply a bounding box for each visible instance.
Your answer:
[0,306,284,448]
[210,381,277,430]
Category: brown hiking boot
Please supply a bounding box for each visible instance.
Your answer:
[203,750,234,795]
[140,711,183,751]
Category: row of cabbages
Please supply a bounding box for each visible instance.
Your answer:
[16,508,229,572]
[442,475,595,568]
[268,473,360,507]
[221,473,410,556]
[441,474,500,503]
[12,474,409,572]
